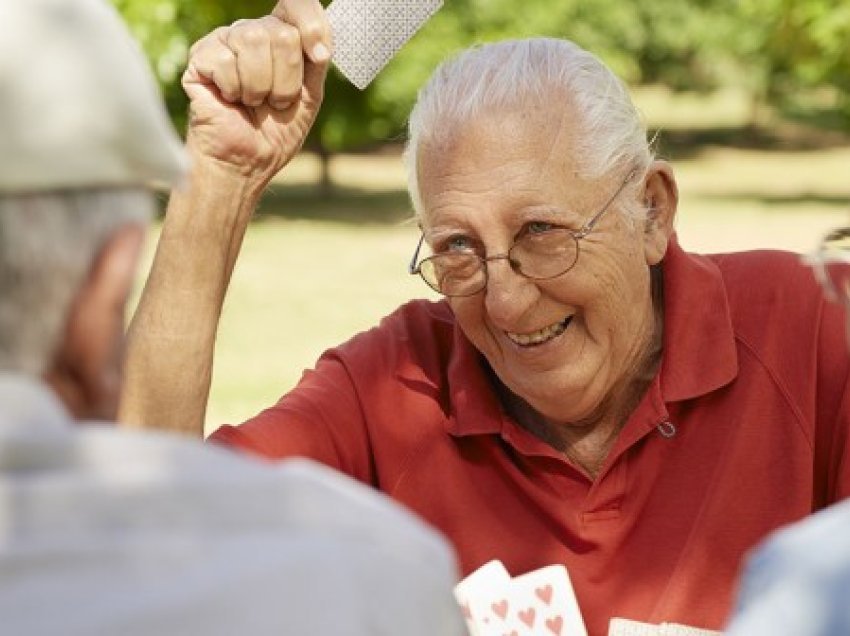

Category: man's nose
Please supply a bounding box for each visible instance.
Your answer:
[483,256,536,326]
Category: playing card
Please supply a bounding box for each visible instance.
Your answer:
[660,624,721,636]
[498,565,587,636]
[454,560,512,636]
[326,0,443,89]
[608,619,721,636]
[609,618,662,636]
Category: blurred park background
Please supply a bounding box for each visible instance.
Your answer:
[113,0,850,431]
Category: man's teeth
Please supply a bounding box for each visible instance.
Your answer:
[507,317,572,346]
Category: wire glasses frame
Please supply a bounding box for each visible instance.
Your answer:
[408,168,639,297]
[803,226,850,304]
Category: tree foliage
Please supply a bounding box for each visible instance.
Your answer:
[112,0,850,165]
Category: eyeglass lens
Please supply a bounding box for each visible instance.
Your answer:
[419,230,581,296]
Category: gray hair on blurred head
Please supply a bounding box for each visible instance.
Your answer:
[0,0,187,377]
[0,188,154,375]
[404,37,653,217]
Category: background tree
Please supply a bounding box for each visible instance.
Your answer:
[113,0,850,193]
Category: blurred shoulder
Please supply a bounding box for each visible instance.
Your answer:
[709,249,818,296]
[2,425,464,635]
[706,248,830,326]
[22,423,459,572]
[728,500,850,636]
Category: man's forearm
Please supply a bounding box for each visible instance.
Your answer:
[119,154,267,436]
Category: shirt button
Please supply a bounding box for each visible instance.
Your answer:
[656,420,677,438]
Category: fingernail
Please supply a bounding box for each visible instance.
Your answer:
[272,100,292,111]
[311,42,330,63]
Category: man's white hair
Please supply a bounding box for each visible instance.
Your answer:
[0,188,153,375]
[405,37,653,217]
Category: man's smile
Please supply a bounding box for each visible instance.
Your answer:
[505,315,574,347]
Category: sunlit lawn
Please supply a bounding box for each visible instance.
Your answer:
[135,87,850,434]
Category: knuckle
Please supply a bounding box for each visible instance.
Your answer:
[272,25,300,49]
[243,95,264,107]
[189,31,218,57]
[273,85,301,102]
[214,48,236,66]
[300,21,324,43]
[234,25,268,48]
[242,84,269,104]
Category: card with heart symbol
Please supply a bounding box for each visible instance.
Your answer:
[455,561,587,636]
[453,560,512,636]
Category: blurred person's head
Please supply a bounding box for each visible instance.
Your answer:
[0,0,186,420]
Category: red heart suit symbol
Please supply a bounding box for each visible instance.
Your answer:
[546,615,564,634]
[535,584,554,605]
[518,607,536,628]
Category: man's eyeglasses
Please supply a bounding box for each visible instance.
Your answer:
[804,226,850,304]
[408,169,638,297]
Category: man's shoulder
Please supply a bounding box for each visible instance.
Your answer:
[757,499,850,569]
[376,298,455,339]
[728,501,850,636]
[330,298,458,375]
[707,248,816,297]
[3,421,452,558]
[71,425,450,550]
[0,425,464,635]
[705,248,833,335]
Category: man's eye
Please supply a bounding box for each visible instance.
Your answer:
[526,221,555,234]
[445,236,473,252]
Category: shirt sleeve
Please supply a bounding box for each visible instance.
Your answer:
[208,348,377,486]
[813,295,850,506]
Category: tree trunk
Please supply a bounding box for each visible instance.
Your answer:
[316,143,333,198]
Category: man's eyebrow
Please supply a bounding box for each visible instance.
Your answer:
[514,204,582,224]
[424,226,468,244]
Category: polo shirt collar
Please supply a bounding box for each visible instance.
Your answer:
[442,235,738,438]
[659,235,738,402]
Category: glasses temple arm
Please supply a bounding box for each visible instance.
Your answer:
[408,233,426,274]
[577,168,640,237]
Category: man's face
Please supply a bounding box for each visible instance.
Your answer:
[416,104,667,424]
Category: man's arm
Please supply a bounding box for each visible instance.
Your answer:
[119,3,332,436]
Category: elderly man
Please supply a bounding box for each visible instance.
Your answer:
[726,230,850,635]
[0,1,465,634]
[123,3,850,635]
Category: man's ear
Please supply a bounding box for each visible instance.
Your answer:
[641,160,678,266]
[43,224,145,422]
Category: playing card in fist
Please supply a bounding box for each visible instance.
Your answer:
[181,0,331,182]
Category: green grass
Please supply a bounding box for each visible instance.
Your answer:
[135,89,850,434]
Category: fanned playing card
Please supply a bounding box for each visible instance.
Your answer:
[498,565,587,636]
[453,560,512,636]
[659,624,721,636]
[609,618,662,636]
[326,0,443,89]
[608,618,722,636]
[455,561,587,636]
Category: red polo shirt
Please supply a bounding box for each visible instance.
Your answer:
[211,238,850,636]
